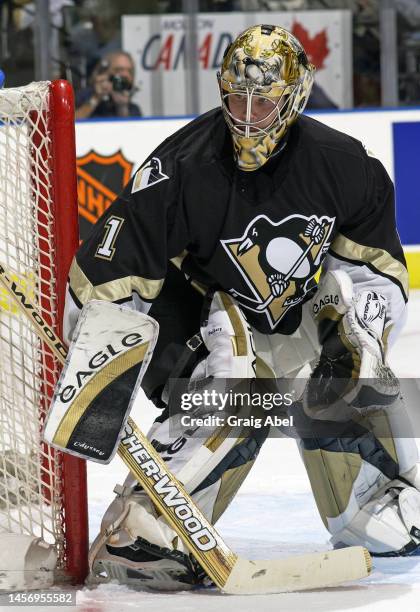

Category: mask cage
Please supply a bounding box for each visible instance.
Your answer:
[218,75,304,140]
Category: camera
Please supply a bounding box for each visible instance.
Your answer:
[109,74,132,93]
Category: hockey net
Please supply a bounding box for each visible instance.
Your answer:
[0,81,88,583]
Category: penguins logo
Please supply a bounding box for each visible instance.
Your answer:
[131,157,169,193]
[221,213,335,329]
[241,56,282,86]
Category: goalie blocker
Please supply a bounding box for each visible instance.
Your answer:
[44,300,159,462]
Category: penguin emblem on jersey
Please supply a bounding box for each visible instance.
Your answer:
[221,213,335,329]
[131,157,169,193]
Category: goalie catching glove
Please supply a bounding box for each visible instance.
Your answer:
[305,269,400,420]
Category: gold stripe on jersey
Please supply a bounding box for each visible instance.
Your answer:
[170,252,207,295]
[170,250,188,269]
[69,258,163,305]
[330,233,409,300]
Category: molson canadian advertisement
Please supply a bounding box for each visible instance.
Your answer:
[122,10,353,115]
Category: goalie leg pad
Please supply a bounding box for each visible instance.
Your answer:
[88,424,267,589]
[89,290,268,589]
[331,482,420,556]
[298,409,420,555]
[298,430,398,531]
[299,269,420,554]
[198,290,256,379]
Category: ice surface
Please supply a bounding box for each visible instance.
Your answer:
[74,291,420,611]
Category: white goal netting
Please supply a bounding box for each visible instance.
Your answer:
[0,82,67,570]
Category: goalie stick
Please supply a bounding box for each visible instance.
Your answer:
[0,262,372,594]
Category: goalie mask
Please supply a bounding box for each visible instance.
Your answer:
[218,24,315,172]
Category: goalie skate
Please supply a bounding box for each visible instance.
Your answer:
[89,536,207,591]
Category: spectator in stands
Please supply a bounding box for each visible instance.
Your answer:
[75,50,142,119]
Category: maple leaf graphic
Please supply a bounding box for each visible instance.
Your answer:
[291,22,329,70]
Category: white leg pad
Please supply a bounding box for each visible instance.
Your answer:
[331,481,420,555]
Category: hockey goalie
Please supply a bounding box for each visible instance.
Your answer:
[62,25,420,590]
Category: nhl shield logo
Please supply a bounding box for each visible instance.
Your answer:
[221,213,335,329]
[76,150,134,240]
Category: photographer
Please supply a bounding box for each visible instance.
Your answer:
[75,51,142,119]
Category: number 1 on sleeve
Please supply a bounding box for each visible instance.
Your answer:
[95,216,124,260]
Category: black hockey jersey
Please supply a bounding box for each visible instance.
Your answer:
[65,110,408,341]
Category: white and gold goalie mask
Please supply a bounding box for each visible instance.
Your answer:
[218,24,315,172]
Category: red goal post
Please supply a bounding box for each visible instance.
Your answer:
[0,80,88,584]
